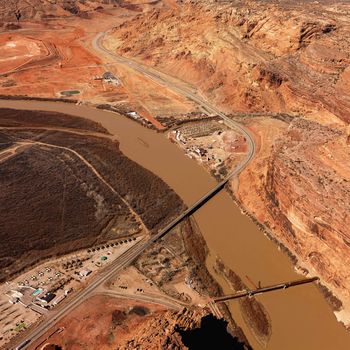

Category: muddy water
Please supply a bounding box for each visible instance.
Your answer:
[1,100,350,349]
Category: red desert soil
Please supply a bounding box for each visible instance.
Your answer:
[28,294,248,350]
[27,295,168,350]
[108,0,350,123]
[0,0,194,129]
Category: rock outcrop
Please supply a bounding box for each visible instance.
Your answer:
[265,119,350,310]
[0,0,119,22]
[107,0,350,124]
[105,0,350,320]
[118,307,250,350]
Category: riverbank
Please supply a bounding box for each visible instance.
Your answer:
[0,99,349,349]
[0,105,187,282]
[225,186,345,315]
[214,258,271,347]
[0,101,252,349]
[163,112,348,328]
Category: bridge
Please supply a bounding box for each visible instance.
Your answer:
[213,277,319,303]
[153,177,229,241]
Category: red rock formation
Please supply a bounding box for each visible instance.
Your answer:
[118,307,250,350]
[107,0,350,123]
[106,0,350,319]
[265,119,350,310]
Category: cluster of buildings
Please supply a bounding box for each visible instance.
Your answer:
[6,286,72,310]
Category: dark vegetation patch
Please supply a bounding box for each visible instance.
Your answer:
[0,143,136,281]
[112,310,127,327]
[26,130,185,231]
[215,259,271,346]
[0,95,78,104]
[0,109,184,281]
[317,283,343,311]
[181,218,221,297]
[0,108,108,134]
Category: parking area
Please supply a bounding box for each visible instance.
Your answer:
[0,235,142,349]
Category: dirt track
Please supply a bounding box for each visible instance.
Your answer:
[0,107,184,282]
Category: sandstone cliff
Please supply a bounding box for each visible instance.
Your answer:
[118,307,250,350]
[107,0,350,124]
[265,118,350,311]
[105,0,350,321]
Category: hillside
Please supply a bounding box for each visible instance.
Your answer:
[103,0,350,318]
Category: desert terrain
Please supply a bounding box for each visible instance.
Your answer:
[0,0,350,349]
[27,294,247,350]
[1,105,252,349]
[103,0,350,322]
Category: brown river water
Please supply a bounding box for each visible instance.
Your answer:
[1,100,349,349]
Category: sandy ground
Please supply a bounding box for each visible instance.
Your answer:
[100,266,206,308]
[0,2,197,129]
[27,295,167,350]
[169,118,248,179]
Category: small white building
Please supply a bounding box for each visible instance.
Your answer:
[79,269,92,278]
[9,297,19,304]
[53,295,66,306]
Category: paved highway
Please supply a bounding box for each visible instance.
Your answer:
[92,32,256,170]
[13,31,256,350]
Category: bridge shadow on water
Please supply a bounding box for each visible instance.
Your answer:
[184,180,227,218]
[157,180,227,240]
[178,315,249,350]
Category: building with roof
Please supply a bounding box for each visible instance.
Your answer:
[79,269,92,278]
[37,293,56,304]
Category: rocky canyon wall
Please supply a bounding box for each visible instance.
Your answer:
[106,0,350,319]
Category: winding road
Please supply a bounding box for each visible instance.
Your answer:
[92,31,256,169]
[13,31,256,350]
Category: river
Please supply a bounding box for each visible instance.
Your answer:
[1,100,349,349]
